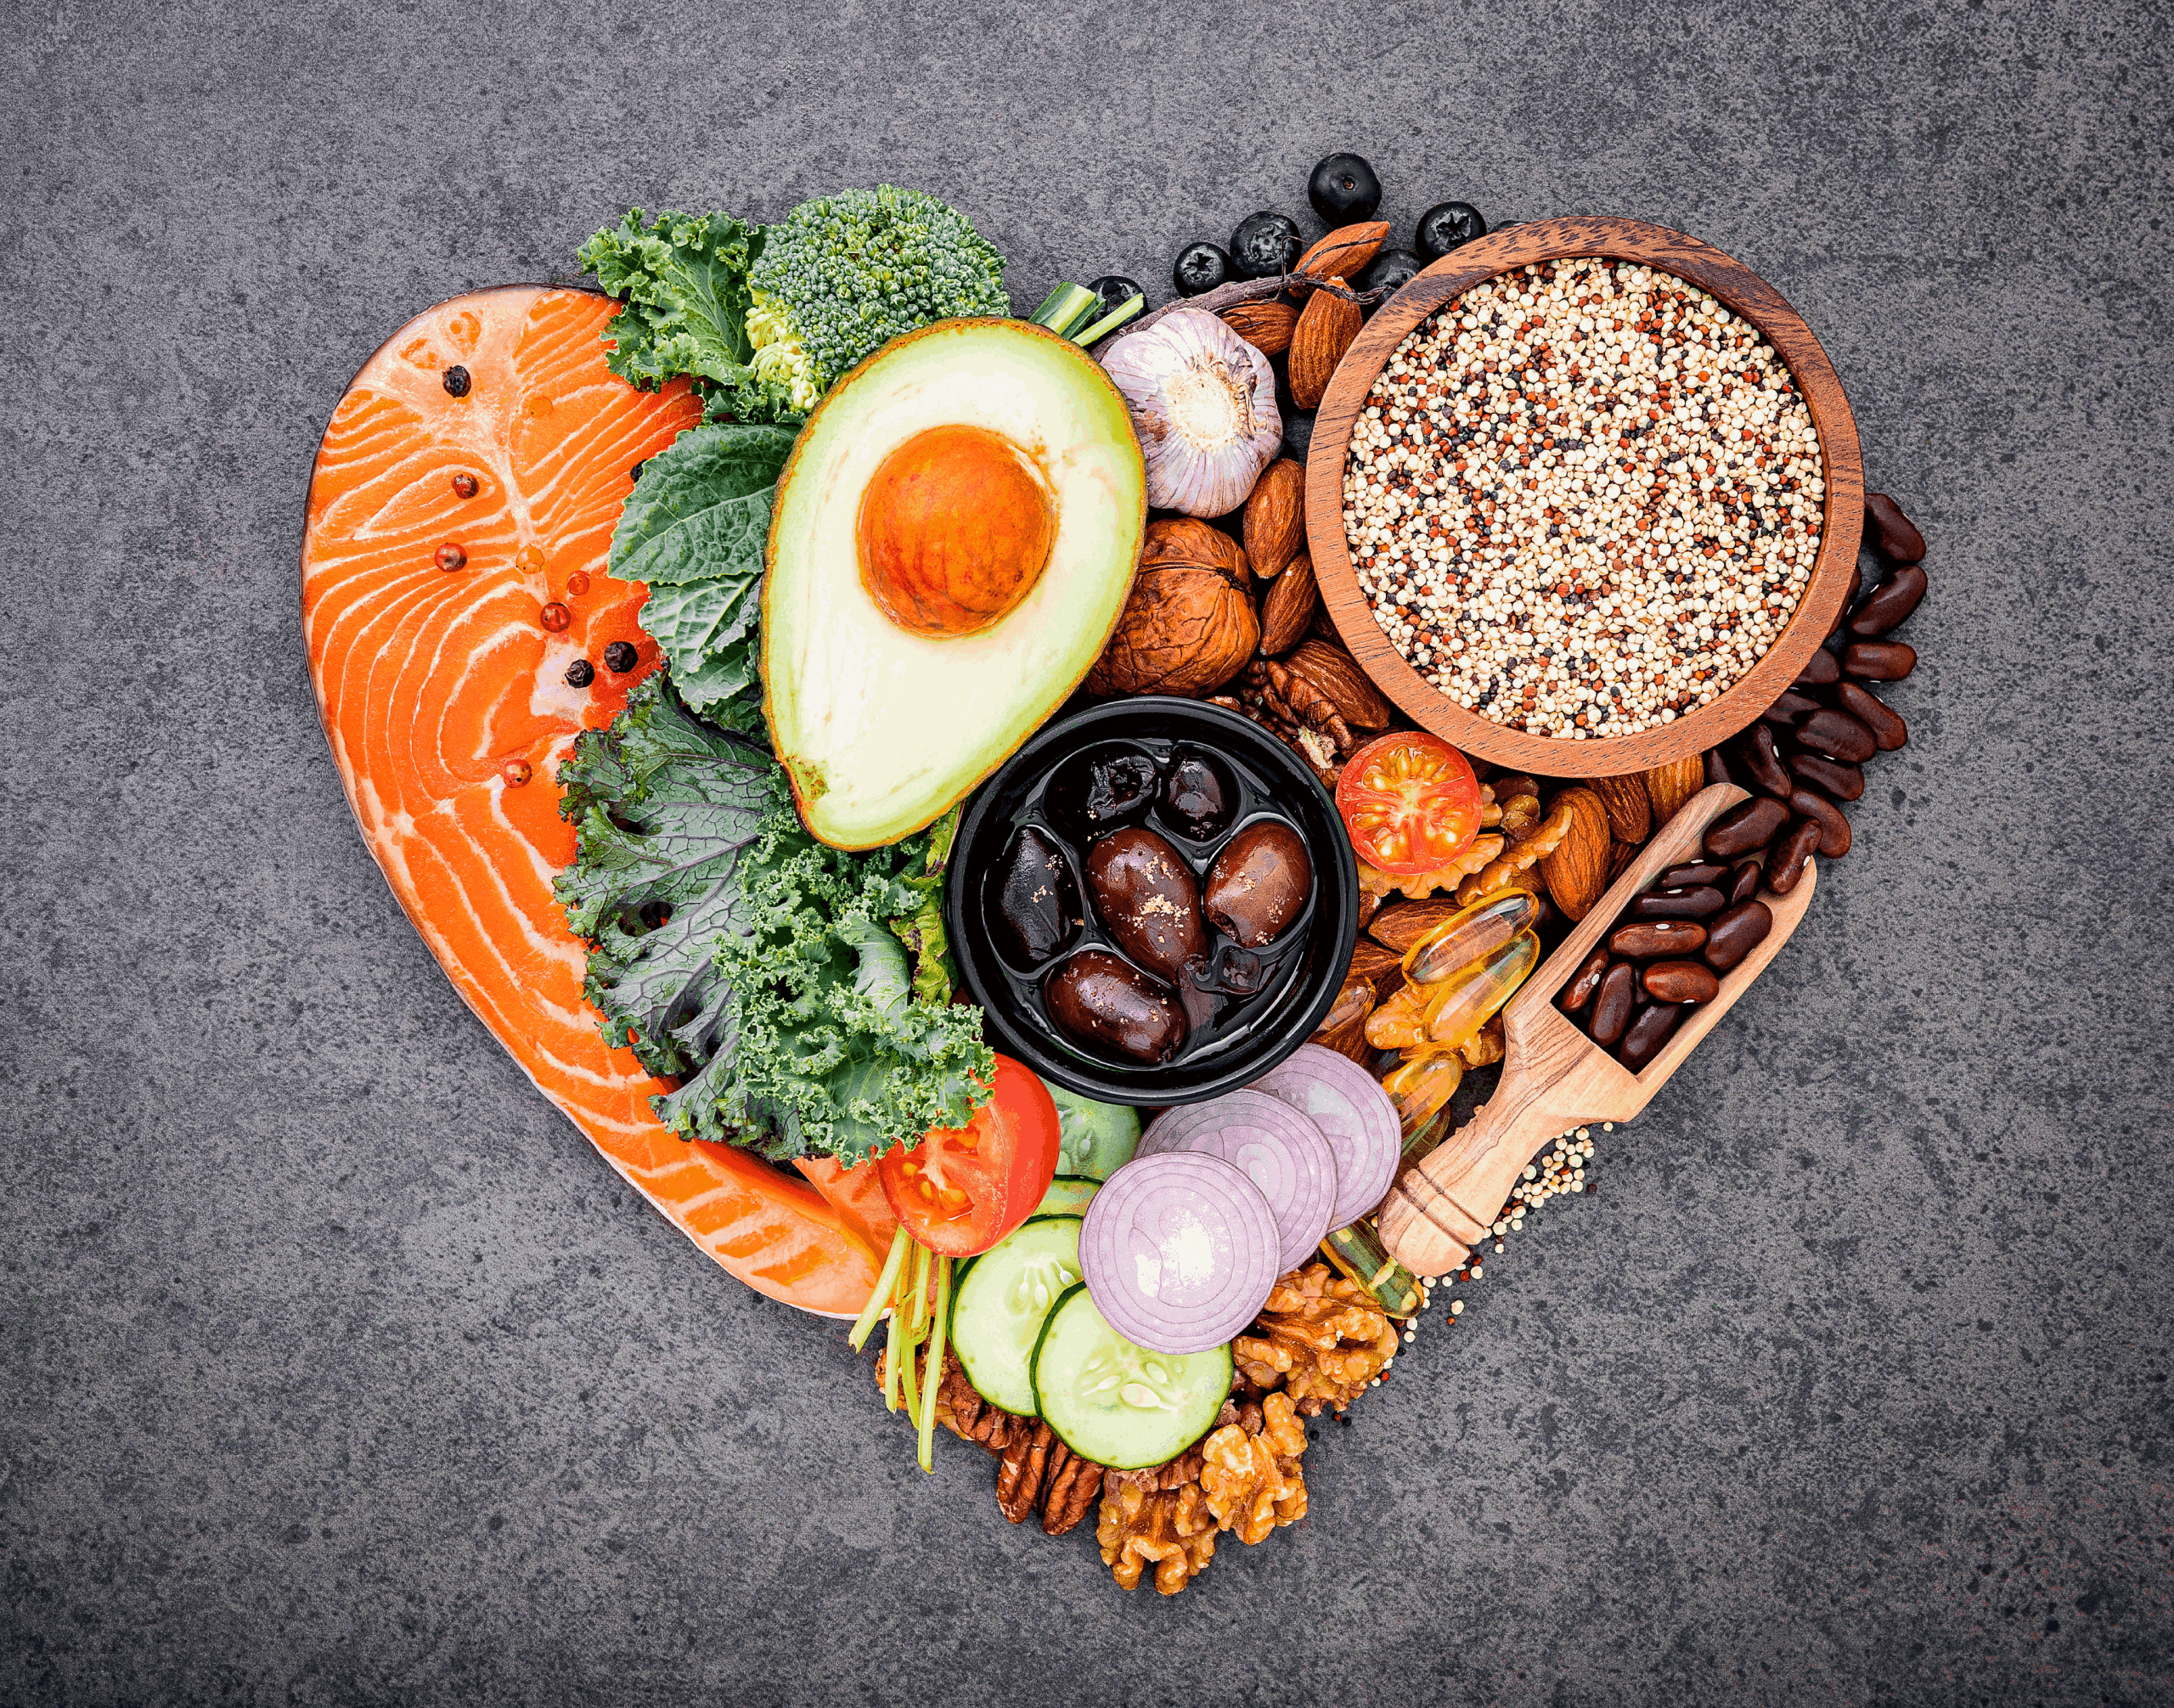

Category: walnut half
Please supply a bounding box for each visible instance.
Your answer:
[1096,1480,1219,1594]
[1234,1263,1400,1415]
[1199,1391,1309,1545]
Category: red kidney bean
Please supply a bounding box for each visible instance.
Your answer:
[1842,639,1916,680]
[1765,815,1822,896]
[1727,860,1764,905]
[1797,707,1877,764]
[1834,680,1909,751]
[1659,860,1728,890]
[1589,961,1636,1046]
[1844,559,1863,611]
[1608,919,1709,959]
[1629,885,1725,922]
[1788,751,1864,801]
[1788,786,1851,857]
[1703,899,1773,972]
[1704,747,1738,789]
[1630,978,1654,1007]
[1760,690,1822,728]
[1738,723,1794,797]
[1863,493,1925,563]
[1848,564,1927,637]
[1619,1001,1683,1071]
[1704,796,1789,860]
[1794,646,1841,688]
[1642,959,1720,1004]
[1557,946,1609,1014]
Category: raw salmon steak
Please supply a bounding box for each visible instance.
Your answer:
[301,284,892,1316]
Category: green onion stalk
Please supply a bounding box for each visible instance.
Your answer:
[1028,283,1146,347]
[848,1225,956,1473]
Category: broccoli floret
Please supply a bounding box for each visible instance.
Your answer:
[746,185,1010,402]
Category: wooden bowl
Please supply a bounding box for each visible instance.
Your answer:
[1303,216,1863,778]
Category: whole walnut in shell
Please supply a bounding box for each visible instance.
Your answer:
[1084,517,1259,698]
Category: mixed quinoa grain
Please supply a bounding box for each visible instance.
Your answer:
[1342,257,1826,739]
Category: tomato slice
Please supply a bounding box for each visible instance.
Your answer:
[1335,731,1484,876]
[876,1055,1062,1257]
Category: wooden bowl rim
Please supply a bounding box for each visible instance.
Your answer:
[1302,215,1864,778]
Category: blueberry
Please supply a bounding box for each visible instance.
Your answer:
[1361,247,1424,296]
[1229,211,1303,279]
[1415,201,1488,261]
[1172,242,1232,296]
[1308,154,1382,223]
[1087,273,1146,317]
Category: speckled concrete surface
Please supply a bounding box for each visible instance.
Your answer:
[4,3,2171,1703]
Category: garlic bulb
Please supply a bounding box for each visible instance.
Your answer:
[1100,308,1281,517]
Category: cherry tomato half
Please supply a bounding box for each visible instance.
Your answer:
[876,1055,1062,1257]
[1334,731,1484,877]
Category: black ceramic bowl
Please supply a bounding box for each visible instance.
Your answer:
[947,699,1360,1106]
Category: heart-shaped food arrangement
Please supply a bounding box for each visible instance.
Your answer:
[303,170,1930,1594]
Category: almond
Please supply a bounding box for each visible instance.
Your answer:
[1242,459,1305,579]
[1259,554,1317,656]
[1287,279,1362,410]
[1285,638,1393,729]
[1368,898,1462,954]
[1588,774,1652,843]
[1296,221,1389,280]
[1347,937,1403,979]
[1641,756,1705,826]
[1538,786,1612,922]
[1219,300,1298,358]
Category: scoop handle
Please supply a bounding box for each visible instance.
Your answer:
[1374,1062,1583,1277]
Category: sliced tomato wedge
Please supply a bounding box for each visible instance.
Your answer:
[1335,731,1484,876]
[876,1055,1062,1257]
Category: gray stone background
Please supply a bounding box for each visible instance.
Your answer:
[5,2,2171,1702]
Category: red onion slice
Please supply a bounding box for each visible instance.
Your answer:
[1079,1152,1281,1355]
[1249,1042,1403,1232]
[1138,1089,1338,1274]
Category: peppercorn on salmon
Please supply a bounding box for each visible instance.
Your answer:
[301,284,892,1316]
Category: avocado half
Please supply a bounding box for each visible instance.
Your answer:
[762,318,1148,848]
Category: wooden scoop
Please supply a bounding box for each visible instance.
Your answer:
[1376,784,1819,1278]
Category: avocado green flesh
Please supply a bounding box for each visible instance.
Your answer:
[762,318,1147,849]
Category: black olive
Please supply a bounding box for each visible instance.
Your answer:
[1308,153,1382,223]
[1360,247,1424,297]
[1172,242,1233,296]
[441,364,471,397]
[1087,274,1146,318]
[1045,749,1158,842]
[602,640,639,674]
[1415,201,1489,261]
[1281,409,1315,465]
[1229,211,1303,279]
[565,658,596,688]
[1159,748,1237,841]
[1084,826,1206,984]
[1044,951,1187,1066]
[988,826,1084,967]
[1203,820,1313,947]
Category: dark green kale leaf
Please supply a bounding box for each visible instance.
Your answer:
[577,209,802,425]
[608,423,799,729]
[554,674,785,1079]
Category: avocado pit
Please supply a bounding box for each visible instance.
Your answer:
[855,422,1057,638]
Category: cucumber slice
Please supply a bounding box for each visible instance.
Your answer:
[1035,1174,1100,1217]
[950,1216,1083,1416]
[1045,1083,1142,1181]
[1029,1284,1234,1469]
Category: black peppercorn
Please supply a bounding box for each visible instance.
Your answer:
[450,471,479,499]
[442,364,471,397]
[602,640,639,674]
[565,658,595,688]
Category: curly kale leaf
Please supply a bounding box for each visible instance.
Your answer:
[691,811,994,1166]
[577,209,803,425]
[554,674,785,1079]
[609,423,799,729]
